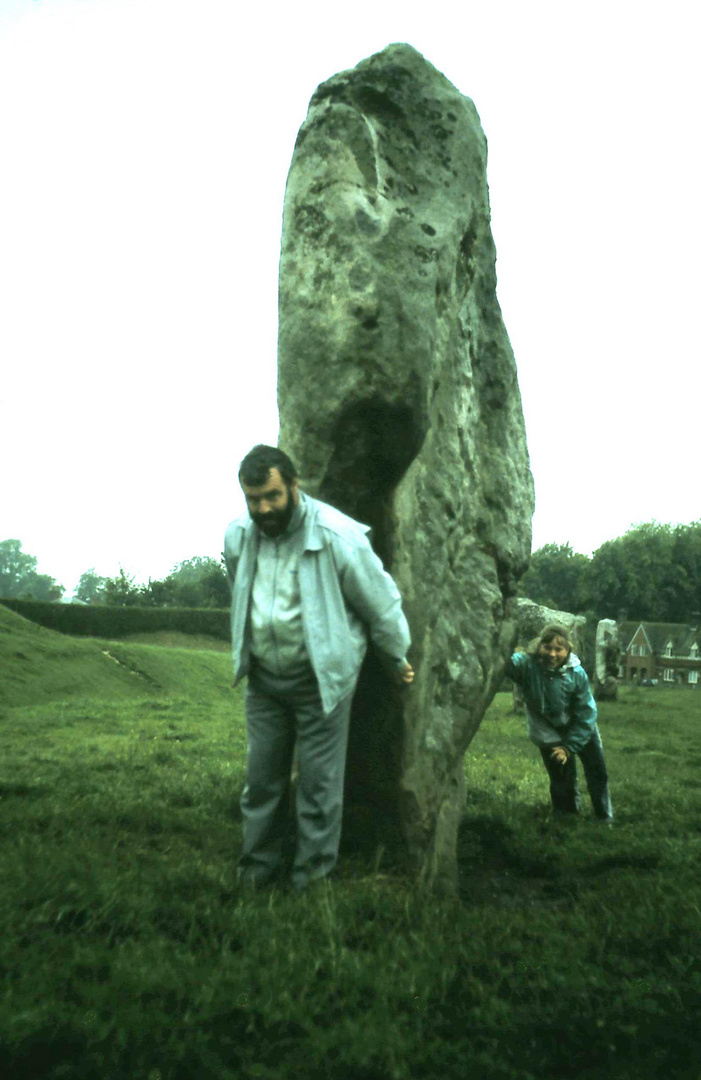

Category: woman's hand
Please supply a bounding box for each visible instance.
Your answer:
[550,746,569,765]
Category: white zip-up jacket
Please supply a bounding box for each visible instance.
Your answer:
[248,498,310,675]
[224,492,411,714]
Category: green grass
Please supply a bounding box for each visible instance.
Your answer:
[0,604,233,707]
[1,605,700,1079]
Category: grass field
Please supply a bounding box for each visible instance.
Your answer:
[1,604,700,1080]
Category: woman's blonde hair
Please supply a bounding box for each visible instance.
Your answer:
[526,623,574,657]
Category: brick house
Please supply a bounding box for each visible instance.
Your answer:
[620,620,701,687]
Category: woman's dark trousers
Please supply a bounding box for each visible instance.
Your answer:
[539,723,613,820]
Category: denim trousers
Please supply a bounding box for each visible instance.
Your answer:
[539,723,613,820]
[239,662,353,890]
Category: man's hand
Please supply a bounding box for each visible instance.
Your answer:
[550,746,569,765]
[399,662,415,685]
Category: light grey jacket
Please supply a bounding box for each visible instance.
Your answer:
[223,492,411,714]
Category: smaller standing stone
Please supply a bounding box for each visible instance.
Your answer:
[515,598,587,656]
[511,599,587,713]
[594,619,620,701]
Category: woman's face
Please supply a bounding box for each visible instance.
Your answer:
[538,636,570,668]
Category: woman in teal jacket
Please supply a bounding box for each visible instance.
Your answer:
[506,624,614,824]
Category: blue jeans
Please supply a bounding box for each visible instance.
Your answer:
[539,723,613,820]
[239,661,353,890]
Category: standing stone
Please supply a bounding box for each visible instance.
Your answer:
[515,599,587,659]
[277,44,534,894]
[511,599,588,713]
[594,619,620,700]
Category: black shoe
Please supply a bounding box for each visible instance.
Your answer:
[292,869,341,893]
[551,811,579,825]
[236,869,283,893]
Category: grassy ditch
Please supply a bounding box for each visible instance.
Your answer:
[0,604,233,707]
[0,607,699,1079]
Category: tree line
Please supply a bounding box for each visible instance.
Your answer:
[73,558,230,609]
[520,522,701,623]
[3,520,701,621]
[0,540,229,609]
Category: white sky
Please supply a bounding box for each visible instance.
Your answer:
[1,0,698,595]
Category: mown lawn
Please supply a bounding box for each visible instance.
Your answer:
[1,632,700,1080]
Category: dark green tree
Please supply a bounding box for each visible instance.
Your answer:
[100,568,144,607]
[670,522,701,621]
[519,543,592,613]
[143,557,229,609]
[73,568,110,604]
[72,557,230,608]
[0,539,64,601]
[589,522,680,621]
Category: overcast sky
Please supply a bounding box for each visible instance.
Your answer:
[1,0,698,595]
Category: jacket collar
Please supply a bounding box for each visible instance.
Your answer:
[243,491,361,552]
[300,492,325,551]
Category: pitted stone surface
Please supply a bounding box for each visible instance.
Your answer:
[278,44,534,893]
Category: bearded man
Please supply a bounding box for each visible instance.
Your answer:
[224,443,414,892]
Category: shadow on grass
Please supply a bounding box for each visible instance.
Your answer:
[426,985,701,1080]
[4,1008,312,1080]
[0,782,49,800]
[456,804,663,911]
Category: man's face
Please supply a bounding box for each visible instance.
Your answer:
[241,467,299,538]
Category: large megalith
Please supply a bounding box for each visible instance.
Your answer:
[277,43,534,894]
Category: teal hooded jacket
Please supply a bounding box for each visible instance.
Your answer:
[506,651,598,754]
[223,492,411,715]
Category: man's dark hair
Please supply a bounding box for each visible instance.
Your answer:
[238,444,298,488]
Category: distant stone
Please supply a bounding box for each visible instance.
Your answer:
[512,599,587,713]
[278,43,534,894]
[516,598,587,658]
[594,619,620,700]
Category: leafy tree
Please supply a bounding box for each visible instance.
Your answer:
[0,539,64,601]
[143,557,229,609]
[519,543,592,613]
[74,568,110,604]
[100,568,144,607]
[589,522,686,622]
[72,557,229,609]
[0,540,35,595]
[670,522,701,621]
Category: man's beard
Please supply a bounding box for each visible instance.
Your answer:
[252,500,295,538]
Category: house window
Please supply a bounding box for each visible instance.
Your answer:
[691,643,699,658]
[640,645,649,657]
[663,668,674,682]
[630,644,640,656]
[689,670,699,685]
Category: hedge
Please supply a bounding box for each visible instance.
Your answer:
[0,599,230,642]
